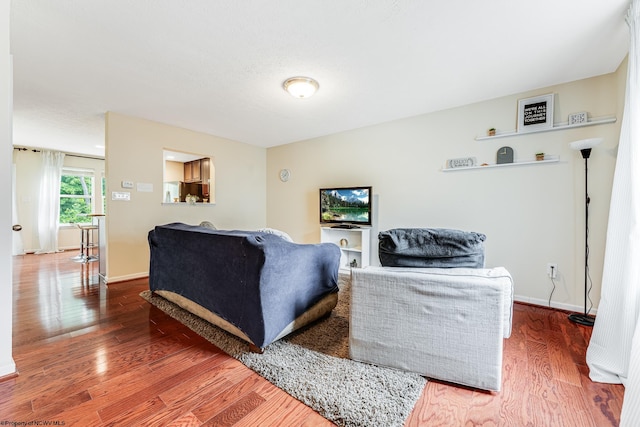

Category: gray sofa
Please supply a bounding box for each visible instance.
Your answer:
[349,266,513,392]
[148,222,341,351]
[378,227,486,268]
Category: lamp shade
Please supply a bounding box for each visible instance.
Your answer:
[283,77,319,98]
[569,138,603,151]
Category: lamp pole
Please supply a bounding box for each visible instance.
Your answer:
[569,148,595,327]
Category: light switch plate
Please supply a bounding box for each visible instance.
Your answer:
[112,191,131,201]
[137,182,153,192]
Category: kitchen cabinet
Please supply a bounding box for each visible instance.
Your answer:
[184,159,202,183]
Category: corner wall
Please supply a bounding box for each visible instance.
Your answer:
[267,68,625,312]
[0,0,16,377]
[104,112,267,282]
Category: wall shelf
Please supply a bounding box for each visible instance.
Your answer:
[442,155,560,172]
[475,116,617,141]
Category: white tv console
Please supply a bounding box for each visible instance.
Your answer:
[320,226,371,273]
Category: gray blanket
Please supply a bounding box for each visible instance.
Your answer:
[378,228,486,268]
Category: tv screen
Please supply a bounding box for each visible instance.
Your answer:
[319,186,372,226]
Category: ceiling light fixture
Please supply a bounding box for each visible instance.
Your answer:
[283,76,319,98]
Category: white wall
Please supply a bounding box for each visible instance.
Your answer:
[267,68,625,312]
[104,112,267,282]
[13,150,105,252]
[0,0,16,378]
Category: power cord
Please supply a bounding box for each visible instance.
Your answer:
[585,212,594,315]
[585,257,594,315]
[548,267,557,307]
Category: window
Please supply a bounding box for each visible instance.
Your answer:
[59,168,95,225]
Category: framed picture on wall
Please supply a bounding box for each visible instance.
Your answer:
[517,93,554,133]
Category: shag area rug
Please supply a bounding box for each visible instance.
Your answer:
[140,277,427,427]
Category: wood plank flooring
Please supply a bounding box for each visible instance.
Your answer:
[1,252,625,426]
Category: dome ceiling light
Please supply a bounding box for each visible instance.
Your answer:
[283,76,319,98]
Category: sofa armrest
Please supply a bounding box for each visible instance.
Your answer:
[349,266,513,391]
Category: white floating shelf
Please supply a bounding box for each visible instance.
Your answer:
[442,156,560,172]
[475,116,617,141]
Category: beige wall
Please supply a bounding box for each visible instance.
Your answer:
[13,150,105,252]
[266,67,625,312]
[164,160,184,182]
[104,112,266,282]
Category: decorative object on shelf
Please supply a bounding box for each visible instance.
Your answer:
[517,93,554,133]
[569,111,588,126]
[185,194,199,204]
[279,169,291,182]
[567,137,602,327]
[496,146,514,164]
[350,259,358,268]
[488,128,496,136]
[536,152,545,161]
[447,157,477,169]
[339,238,349,247]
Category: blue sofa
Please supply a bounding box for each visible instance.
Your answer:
[148,223,341,351]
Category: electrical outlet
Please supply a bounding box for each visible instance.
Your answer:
[547,263,558,279]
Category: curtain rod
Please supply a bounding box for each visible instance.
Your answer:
[13,147,105,161]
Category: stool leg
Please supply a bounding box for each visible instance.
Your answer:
[72,227,87,263]
[87,226,98,262]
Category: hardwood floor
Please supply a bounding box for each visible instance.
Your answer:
[1,252,625,426]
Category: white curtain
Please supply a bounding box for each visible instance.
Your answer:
[586,1,640,425]
[35,150,65,254]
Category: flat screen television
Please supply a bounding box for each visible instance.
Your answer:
[319,186,372,227]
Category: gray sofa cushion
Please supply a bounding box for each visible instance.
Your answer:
[378,228,486,268]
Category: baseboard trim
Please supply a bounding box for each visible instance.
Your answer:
[514,294,598,316]
[103,272,149,284]
[0,360,17,382]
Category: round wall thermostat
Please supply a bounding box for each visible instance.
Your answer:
[279,169,291,182]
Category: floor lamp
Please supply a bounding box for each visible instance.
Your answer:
[568,137,603,327]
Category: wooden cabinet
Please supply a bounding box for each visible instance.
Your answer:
[183,159,203,183]
[200,158,210,183]
[191,159,201,182]
[184,161,192,182]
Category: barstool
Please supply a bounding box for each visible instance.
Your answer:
[72,223,98,263]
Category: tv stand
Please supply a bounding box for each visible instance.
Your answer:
[320,227,370,273]
[331,224,360,229]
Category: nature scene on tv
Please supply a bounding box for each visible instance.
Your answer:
[321,188,370,223]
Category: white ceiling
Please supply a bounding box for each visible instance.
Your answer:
[10,1,630,158]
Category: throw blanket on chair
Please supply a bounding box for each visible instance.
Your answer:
[378,228,486,268]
